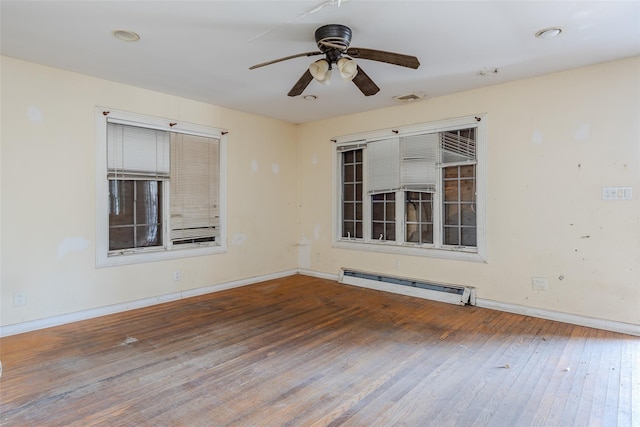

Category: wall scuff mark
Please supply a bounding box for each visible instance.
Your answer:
[57,237,91,259]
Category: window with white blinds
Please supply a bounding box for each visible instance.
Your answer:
[367,133,439,194]
[401,133,438,192]
[170,133,220,245]
[107,123,170,179]
[367,138,400,193]
[334,114,486,262]
[97,107,227,267]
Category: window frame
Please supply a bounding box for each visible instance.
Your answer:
[95,107,227,267]
[332,114,487,263]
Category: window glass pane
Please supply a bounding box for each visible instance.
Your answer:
[372,222,384,240]
[136,225,161,247]
[443,180,459,201]
[460,164,475,178]
[385,223,396,241]
[344,183,355,201]
[444,227,460,245]
[343,222,354,237]
[462,227,477,246]
[444,204,459,225]
[385,199,395,219]
[109,180,134,226]
[355,163,363,181]
[423,224,433,243]
[461,204,476,226]
[405,191,433,244]
[444,167,459,179]
[344,202,355,220]
[135,181,161,224]
[109,227,134,251]
[372,199,384,219]
[460,179,475,201]
[343,150,354,163]
[343,163,355,182]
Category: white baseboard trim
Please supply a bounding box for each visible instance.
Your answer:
[3,269,637,338]
[476,298,640,337]
[297,269,339,281]
[300,269,640,336]
[0,269,298,338]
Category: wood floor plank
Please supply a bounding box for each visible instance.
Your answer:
[0,275,637,426]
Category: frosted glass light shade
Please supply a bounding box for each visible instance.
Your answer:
[337,57,358,81]
[309,59,332,84]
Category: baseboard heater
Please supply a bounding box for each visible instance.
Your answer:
[339,269,476,306]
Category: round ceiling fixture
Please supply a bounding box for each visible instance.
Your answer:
[112,30,140,42]
[535,27,563,39]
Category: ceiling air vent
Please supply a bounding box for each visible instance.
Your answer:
[393,92,425,103]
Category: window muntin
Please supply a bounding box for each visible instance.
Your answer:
[97,108,227,267]
[334,115,485,261]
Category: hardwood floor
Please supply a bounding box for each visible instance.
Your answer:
[1,275,638,426]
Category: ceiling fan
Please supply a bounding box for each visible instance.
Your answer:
[249,24,420,97]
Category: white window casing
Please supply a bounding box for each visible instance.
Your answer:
[96,107,228,267]
[332,114,487,263]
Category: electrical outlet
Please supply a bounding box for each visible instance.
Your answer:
[13,292,26,307]
[173,271,181,281]
[531,277,548,291]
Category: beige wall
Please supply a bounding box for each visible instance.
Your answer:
[1,55,638,330]
[297,56,640,326]
[1,56,298,327]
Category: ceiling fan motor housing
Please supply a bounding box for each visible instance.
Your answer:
[315,24,352,53]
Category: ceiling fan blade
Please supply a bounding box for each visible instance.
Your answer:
[346,47,420,69]
[352,65,380,96]
[288,69,314,97]
[250,51,322,70]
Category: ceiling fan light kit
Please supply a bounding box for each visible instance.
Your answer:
[309,59,332,84]
[250,24,420,97]
[337,57,358,81]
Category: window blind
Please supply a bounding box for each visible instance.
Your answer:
[400,133,438,192]
[440,129,476,164]
[367,138,400,193]
[107,123,170,179]
[367,134,439,194]
[170,133,220,244]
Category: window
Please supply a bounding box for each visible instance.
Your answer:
[96,108,227,266]
[334,115,485,262]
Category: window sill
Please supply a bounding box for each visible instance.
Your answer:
[332,239,486,263]
[97,244,226,267]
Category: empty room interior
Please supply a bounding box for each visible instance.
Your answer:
[1,1,639,425]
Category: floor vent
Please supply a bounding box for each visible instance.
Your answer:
[339,269,475,306]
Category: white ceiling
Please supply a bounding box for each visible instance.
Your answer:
[1,1,639,124]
